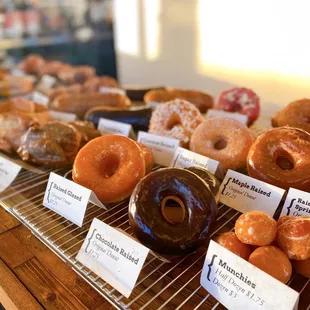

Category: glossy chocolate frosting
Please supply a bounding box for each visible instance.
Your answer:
[128,168,217,255]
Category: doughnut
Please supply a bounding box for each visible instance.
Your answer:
[136,142,154,174]
[19,54,45,75]
[235,211,277,246]
[247,127,310,191]
[277,215,293,227]
[190,117,253,172]
[149,99,203,148]
[129,168,217,254]
[144,88,214,113]
[216,87,260,126]
[276,217,310,260]
[272,99,310,133]
[294,258,310,278]
[185,166,220,196]
[249,246,292,283]
[73,135,145,203]
[216,232,252,260]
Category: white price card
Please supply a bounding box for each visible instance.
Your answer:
[32,91,49,106]
[206,109,248,125]
[137,131,179,166]
[171,147,220,175]
[99,87,126,96]
[201,241,299,310]
[280,188,310,217]
[98,118,135,138]
[0,157,21,192]
[219,170,285,216]
[43,173,106,227]
[40,75,56,89]
[76,218,149,298]
[49,110,77,121]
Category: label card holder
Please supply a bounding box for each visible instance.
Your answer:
[43,173,106,227]
[280,187,310,217]
[201,241,299,310]
[98,118,135,139]
[0,157,21,192]
[171,147,221,176]
[219,170,285,216]
[76,218,149,298]
[206,109,248,125]
[137,131,179,166]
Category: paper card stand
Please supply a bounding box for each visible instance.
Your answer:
[98,118,135,139]
[0,157,21,192]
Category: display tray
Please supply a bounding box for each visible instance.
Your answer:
[0,164,309,310]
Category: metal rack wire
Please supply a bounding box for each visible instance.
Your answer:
[0,168,309,310]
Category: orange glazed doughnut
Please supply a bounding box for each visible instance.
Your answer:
[272,99,310,133]
[247,127,310,191]
[149,99,203,148]
[235,211,277,246]
[277,216,293,227]
[294,258,310,278]
[136,142,154,174]
[277,217,310,260]
[249,246,292,283]
[73,135,145,203]
[190,117,253,172]
[216,232,252,260]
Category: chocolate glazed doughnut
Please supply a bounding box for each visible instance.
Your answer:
[129,168,217,255]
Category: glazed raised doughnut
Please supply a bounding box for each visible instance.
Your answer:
[294,258,310,278]
[136,142,154,174]
[144,88,214,113]
[276,217,310,260]
[129,168,217,254]
[216,87,260,126]
[249,246,292,283]
[73,135,145,203]
[149,99,203,148]
[216,232,252,260]
[272,99,310,133]
[190,117,253,172]
[247,127,310,191]
[277,216,292,228]
[235,211,277,246]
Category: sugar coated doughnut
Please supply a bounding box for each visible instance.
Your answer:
[73,135,145,203]
[216,232,252,260]
[136,142,154,174]
[217,87,260,126]
[249,246,292,283]
[247,127,310,191]
[277,217,310,260]
[129,168,217,254]
[190,117,253,172]
[294,258,310,278]
[149,99,203,147]
[235,211,277,246]
[272,99,310,133]
[277,216,293,227]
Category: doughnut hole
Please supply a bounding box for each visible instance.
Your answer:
[274,149,295,171]
[161,196,186,224]
[100,153,120,178]
[166,113,182,130]
[214,138,227,150]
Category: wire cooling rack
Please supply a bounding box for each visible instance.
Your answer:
[0,167,309,310]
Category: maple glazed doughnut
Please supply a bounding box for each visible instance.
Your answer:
[149,99,203,148]
[190,117,253,172]
[247,127,310,191]
[272,99,310,133]
[129,168,217,254]
[73,135,145,203]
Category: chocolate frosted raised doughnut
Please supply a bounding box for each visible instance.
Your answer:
[73,135,145,203]
[190,117,253,172]
[247,127,310,191]
[129,168,217,254]
[272,99,310,133]
[149,99,203,147]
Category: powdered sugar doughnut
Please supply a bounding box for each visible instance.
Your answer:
[217,87,260,126]
[235,211,277,246]
[190,117,253,172]
[149,99,203,147]
[277,217,310,260]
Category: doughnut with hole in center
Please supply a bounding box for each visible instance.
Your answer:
[247,127,310,191]
[129,168,217,255]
